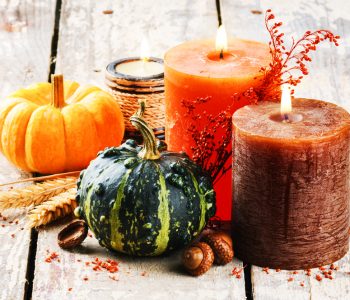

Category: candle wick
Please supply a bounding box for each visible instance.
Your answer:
[282,113,291,123]
[219,49,224,59]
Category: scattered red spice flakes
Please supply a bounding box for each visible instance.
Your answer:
[140,271,147,277]
[84,257,119,274]
[262,267,269,274]
[275,268,281,272]
[102,10,114,15]
[319,266,326,271]
[316,274,322,281]
[93,265,101,272]
[1,224,5,228]
[251,10,262,15]
[77,259,82,262]
[287,277,294,282]
[330,264,335,270]
[2,216,7,221]
[88,233,93,238]
[20,227,24,230]
[292,271,298,275]
[305,269,312,276]
[45,251,59,263]
[10,234,15,238]
[68,288,72,292]
[15,220,19,225]
[300,282,305,287]
[231,265,246,279]
[83,276,89,281]
[109,275,118,281]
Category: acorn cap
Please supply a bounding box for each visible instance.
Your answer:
[57,220,88,249]
[202,232,234,265]
[182,242,214,276]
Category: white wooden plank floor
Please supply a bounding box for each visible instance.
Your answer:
[0,0,56,299]
[0,0,349,299]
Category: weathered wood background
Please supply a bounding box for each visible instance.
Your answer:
[0,0,349,299]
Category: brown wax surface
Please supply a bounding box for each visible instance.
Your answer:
[233,98,350,140]
[232,98,350,269]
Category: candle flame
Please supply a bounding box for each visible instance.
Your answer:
[216,25,228,54]
[140,37,150,62]
[280,85,292,115]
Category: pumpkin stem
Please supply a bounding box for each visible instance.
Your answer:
[130,101,161,160]
[51,74,65,108]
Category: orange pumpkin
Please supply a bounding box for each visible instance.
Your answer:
[0,74,125,174]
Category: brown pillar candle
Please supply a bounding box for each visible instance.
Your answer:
[232,97,350,269]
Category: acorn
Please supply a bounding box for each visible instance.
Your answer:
[182,242,214,276]
[201,231,234,265]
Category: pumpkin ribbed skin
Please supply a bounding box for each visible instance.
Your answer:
[0,80,125,174]
[75,140,216,256]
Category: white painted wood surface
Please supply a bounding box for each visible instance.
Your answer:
[0,156,31,300]
[0,0,55,299]
[55,0,218,86]
[34,223,245,300]
[221,0,350,110]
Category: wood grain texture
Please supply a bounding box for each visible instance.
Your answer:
[221,0,350,110]
[34,222,245,300]
[0,156,31,300]
[222,0,350,299]
[0,0,56,299]
[251,243,350,300]
[33,1,246,299]
[55,0,218,86]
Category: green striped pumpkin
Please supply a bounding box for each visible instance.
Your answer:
[75,102,216,256]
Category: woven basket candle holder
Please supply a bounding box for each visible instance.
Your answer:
[105,57,164,137]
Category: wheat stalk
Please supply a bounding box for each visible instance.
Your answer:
[0,177,77,210]
[0,171,80,187]
[27,188,77,228]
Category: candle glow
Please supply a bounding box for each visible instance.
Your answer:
[140,37,150,62]
[280,85,292,115]
[216,25,228,57]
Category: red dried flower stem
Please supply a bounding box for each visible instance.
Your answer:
[262,9,339,98]
[182,9,339,183]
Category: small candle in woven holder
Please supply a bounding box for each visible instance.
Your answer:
[105,57,164,134]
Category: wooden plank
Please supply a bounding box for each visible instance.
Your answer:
[222,0,350,299]
[54,0,219,86]
[32,0,246,299]
[221,0,350,110]
[34,221,245,300]
[250,245,350,300]
[0,1,56,299]
[0,156,31,300]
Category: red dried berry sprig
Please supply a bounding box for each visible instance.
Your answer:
[260,9,340,99]
[182,97,232,184]
[181,9,339,183]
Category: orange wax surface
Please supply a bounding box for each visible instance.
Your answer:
[164,39,270,220]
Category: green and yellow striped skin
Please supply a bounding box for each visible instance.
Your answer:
[75,139,216,256]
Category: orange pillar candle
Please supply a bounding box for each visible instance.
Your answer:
[164,37,270,220]
[232,95,350,269]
